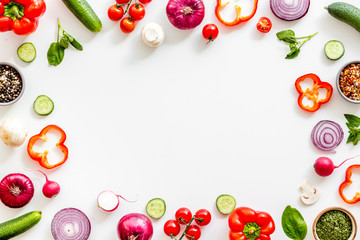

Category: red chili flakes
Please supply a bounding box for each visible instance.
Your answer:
[339,63,360,101]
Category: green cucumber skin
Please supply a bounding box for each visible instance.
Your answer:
[62,0,102,32]
[0,211,41,240]
[326,2,360,32]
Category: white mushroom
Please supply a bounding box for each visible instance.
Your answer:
[299,180,320,205]
[141,23,165,47]
[0,117,28,147]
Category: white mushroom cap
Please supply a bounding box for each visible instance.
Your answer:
[141,23,165,48]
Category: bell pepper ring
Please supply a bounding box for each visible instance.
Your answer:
[339,164,360,204]
[295,73,333,112]
[215,0,259,26]
[228,207,275,240]
[27,125,69,169]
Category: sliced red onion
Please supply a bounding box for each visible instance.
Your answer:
[311,120,344,152]
[51,208,91,240]
[270,0,310,21]
[0,173,34,208]
[166,0,205,30]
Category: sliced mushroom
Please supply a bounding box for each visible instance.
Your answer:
[300,180,320,205]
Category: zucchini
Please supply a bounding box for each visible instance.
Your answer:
[62,0,102,32]
[325,2,360,32]
[0,211,41,240]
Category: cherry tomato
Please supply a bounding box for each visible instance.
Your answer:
[175,207,192,225]
[128,3,145,21]
[194,209,211,226]
[164,219,181,237]
[186,225,201,240]
[202,24,219,42]
[108,4,124,21]
[120,17,135,33]
[139,0,151,4]
[256,17,272,33]
[116,0,129,4]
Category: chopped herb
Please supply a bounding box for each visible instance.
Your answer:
[316,210,352,240]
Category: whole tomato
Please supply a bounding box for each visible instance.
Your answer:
[175,207,192,225]
[120,17,135,33]
[186,225,201,240]
[128,3,145,21]
[164,219,181,237]
[108,4,124,21]
[202,24,219,42]
[195,209,211,226]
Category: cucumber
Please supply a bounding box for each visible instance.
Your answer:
[17,42,36,63]
[324,40,345,60]
[62,0,102,32]
[216,194,236,215]
[325,2,360,32]
[0,211,41,240]
[146,198,166,219]
[33,95,54,116]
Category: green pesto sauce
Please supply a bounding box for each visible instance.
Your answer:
[316,210,352,240]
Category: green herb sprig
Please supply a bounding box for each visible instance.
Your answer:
[344,114,360,145]
[281,205,307,240]
[47,18,83,66]
[276,30,318,59]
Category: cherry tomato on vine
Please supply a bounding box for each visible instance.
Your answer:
[194,209,211,226]
[116,0,129,4]
[175,207,192,225]
[129,3,145,21]
[120,17,135,33]
[164,219,181,237]
[202,24,219,42]
[186,225,201,240]
[256,17,272,33]
[108,5,124,21]
[139,0,151,4]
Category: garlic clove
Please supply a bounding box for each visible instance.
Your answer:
[141,23,165,47]
[300,180,320,205]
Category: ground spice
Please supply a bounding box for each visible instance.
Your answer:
[0,64,23,103]
[339,63,360,101]
[316,209,352,240]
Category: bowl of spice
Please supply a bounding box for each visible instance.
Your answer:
[313,207,356,240]
[0,63,24,106]
[337,61,360,103]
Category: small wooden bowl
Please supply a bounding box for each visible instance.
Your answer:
[313,207,357,240]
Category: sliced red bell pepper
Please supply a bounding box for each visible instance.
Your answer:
[228,207,275,240]
[339,164,360,204]
[27,125,68,169]
[215,0,258,26]
[295,73,333,112]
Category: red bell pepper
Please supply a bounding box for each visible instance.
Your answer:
[0,0,45,35]
[215,0,259,26]
[339,164,360,204]
[295,73,333,112]
[27,125,69,169]
[228,207,275,240]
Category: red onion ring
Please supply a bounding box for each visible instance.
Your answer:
[51,208,91,240]
[270,0,310,21]
[311,120,344,152]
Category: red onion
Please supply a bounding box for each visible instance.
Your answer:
[0,173,34,208]
[270,0,310,21]
[117,213,153,240]
[51,208,91,240]
[311,120,344,152]
[166,0,205,30]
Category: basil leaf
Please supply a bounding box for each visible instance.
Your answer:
[276,30,295,41]
[47,42,65,66]
[281,205,307,240]
[285,47,300,59]
[59,35,69,49]
[345,114,360,127]
[70,38,83,51]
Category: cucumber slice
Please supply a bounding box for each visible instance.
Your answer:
[33,95,54,116]
[17,42,36,63]
[324,40,344,60]
[216,194,236,215]
[146,198,166,219]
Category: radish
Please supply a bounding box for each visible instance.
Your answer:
[36,170,60,198]
[97,190,135,212]
[314,155,359,177]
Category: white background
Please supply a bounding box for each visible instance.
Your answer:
[2,0,360,239]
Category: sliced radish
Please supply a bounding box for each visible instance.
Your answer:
[97,190,120,212]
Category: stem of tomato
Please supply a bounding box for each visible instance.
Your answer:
[178,216,195,240]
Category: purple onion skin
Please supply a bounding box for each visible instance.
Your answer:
[0,173,34,208]
[117,213,153,240]
[166,0,205,30]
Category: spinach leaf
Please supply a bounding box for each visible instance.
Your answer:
[59,35,69,49]
[276,30,317,59]
[276,30,295,41]
[281,205,307,240]
[47,42,65,66]
[286,47,300,59]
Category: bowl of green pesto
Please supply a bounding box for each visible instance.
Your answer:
[313,207,357,240]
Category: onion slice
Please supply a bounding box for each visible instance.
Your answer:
[311,120,344,152]
[51,208,91,240]
[270,0,310,21]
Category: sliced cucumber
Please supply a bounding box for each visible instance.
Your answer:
[324,40,344,60]
[216,194,236,215]
[146,198,166,219]
[33,95,54,116]
[17,42,36,63]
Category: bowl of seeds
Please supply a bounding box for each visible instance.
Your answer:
[337,61,360,103]
[313,207,357,240]
[0,63,24,106]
